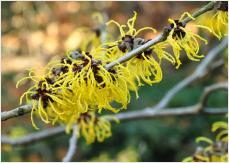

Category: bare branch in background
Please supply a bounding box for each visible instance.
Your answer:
[113,106,227,122]
[113,82,228,122]
[1,106,227,146]
[1,1,220,122]
[1,126,65,146]
[153,38,228,111]
[200,82,228,107]
[62,125,78,162]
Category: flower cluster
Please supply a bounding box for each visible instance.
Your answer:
[76,112,113,144]
[162,12,210,68]
[17,7,227,143]
[105,12,162,86]
[17,51,131,129]
[183,120,228,162]
[211,1,228,39]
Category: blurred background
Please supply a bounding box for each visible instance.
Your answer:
[1,1,228,162]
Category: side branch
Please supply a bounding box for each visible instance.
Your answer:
[200,82,228,107]
[62,125,78,162]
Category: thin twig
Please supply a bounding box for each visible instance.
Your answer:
[62,125,78,162]
[112,82,228,122]
[200,82,228,107]
[1,104,32,121]
[113,106,227,122]
[1,126,65,146]
[1,107,227,146]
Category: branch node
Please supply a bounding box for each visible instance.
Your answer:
[17,107,25,116]
[161,27,171,41]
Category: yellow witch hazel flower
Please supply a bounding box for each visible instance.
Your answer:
[151,42,176,66]
[183,120,228,162]
[16,69,70,129]
[105,11,157,58]
[105,12,163,86]
[126,52,163,86]
[76,112,113,144]
[58,51,134,112]
[166,12,210,68]
[211,2,228,40]
[196,2,228,40]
